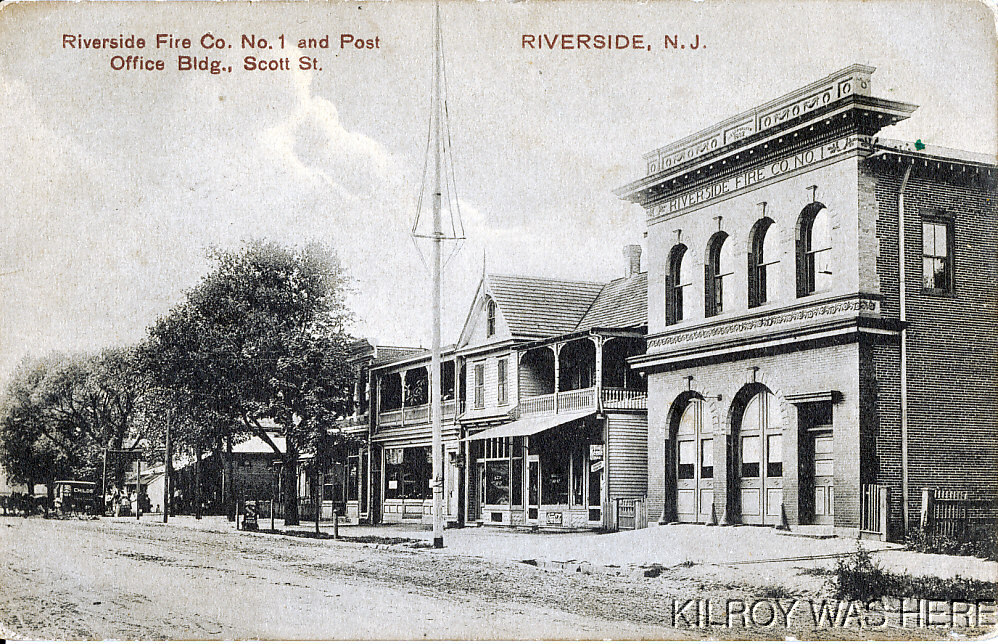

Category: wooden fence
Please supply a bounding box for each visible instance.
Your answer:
[613,497,648,531]
[920,489,982,537]
[860,483,889,540]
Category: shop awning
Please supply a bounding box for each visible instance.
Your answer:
[462,409,594,442]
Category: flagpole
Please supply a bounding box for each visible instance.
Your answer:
[430,0,445,549]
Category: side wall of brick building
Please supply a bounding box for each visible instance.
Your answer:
[867,158,998,530]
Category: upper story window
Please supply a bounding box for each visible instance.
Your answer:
[922,216,954,293]
[473,363,485,409]
[486,299,497,337]
[796,203,833,297]
[666,244,692,325]
[748,218,779,307]
[497,358,508,405]
[705,232,734,317]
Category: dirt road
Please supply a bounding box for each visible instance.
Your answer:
[0,516,984,640]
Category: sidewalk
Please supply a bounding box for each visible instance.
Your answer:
[112,513,998,582]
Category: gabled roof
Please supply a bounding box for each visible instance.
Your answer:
[487,274,606,338]
[577,272,648,330]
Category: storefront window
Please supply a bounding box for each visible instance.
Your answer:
[360,450,368,513]
[476,437,523,507]
[347,455,359,501]
[572,448,586,506]
[541,453,569,505]
[485,461,510,505]
[385,447,432,500]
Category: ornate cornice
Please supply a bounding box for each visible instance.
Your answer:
[645,294,882,352]
[641,65,875,175]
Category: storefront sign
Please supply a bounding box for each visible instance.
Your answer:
[591,461,605,473]
[387,480,398,490]
[546,512,563,525]
[651,134,870,219]
[589,444,604,461]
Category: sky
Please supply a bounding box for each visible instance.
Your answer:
[0,0,995,385]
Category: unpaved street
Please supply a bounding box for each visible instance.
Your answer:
[0,516,985,640]
[0,516,687,639]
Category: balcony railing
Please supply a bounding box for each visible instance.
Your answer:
[519,393,556,416]
[340,412,370,430]
[601,387,648,410]
[377,400,458,428]
[403,404,429,424]
[379,387,647,426]
[516,386,647,417]
[379,409,403,426]
[558,387,596,412]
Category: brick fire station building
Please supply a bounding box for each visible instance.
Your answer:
[617,64,997,538]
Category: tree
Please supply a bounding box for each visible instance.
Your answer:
[0,349,153,499]
[0,358,73,496]
[143,240,356,524]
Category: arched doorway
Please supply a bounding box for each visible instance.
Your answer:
[735,389,783,525]
[673,397,714,523]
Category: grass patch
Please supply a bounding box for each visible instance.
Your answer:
[641,564,666,578]
[752,584,793,598]
[833,542,998,602]
[906,526,998,562]
[251,528,419,545]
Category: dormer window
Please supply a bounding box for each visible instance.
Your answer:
[486,299,497,337]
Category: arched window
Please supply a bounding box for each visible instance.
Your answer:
[665,244,691,325]
[797,203,833,297]
[705,232,735,317]
[486,299,497,337]
[748,218,780,307]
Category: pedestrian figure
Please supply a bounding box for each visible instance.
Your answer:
[111,487,122,517]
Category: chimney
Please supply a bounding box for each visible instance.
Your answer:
[623,244,642,277]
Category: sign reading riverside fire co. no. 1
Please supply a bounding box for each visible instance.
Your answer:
[651,133,871,220]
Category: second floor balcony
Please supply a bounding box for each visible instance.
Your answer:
[378,399,458,428]
[514,334,647,418]
[514,386,647,417]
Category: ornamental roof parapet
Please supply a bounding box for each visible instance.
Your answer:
[641,64,877,176]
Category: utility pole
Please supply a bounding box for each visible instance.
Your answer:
[101,449,108,516]
[429,0,445,550]
[195,443,202,520]
[163,408,172,523]
[136,456,142,521]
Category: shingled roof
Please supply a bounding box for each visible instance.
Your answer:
[577,272,648,330]
[487,271,647,339]
[488,274,606,338]
[372,346,426,365]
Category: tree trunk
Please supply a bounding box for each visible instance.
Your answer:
[225,433,235,521]
[283,436,300,526]
[112,434,126,489]
[195,444,202,520]
[213,435,224,514]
